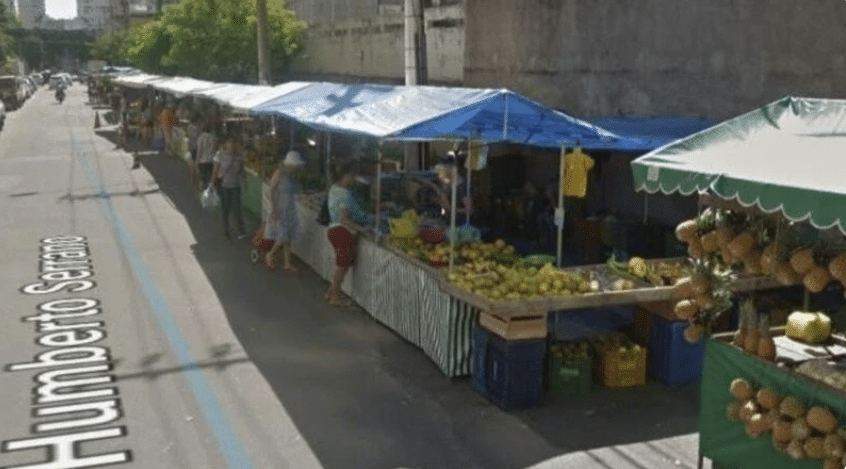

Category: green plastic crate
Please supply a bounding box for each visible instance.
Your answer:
[547,349,593,399]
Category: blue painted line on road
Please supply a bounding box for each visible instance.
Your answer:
[70,131,256,469]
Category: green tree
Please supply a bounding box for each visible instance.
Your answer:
[91,29,131,65]
[0,2,20,70]
[121,0,306,82]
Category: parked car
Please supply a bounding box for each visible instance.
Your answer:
[0,76,21,110]
[21,77,35,99]
[48,75,65,90]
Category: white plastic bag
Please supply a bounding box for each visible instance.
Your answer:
[201,184,220,209]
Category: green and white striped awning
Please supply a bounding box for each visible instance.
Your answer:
[631,96,846,235]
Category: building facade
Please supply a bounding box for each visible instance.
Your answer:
[2,0,14,18]
[286,0,465,84]
[16,0,45,29]
[287,0,846,121]
[462,0,846,120]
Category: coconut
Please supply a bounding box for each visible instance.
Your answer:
[804,266,833,294]
[756,388,781,410]
[828,253,846,281]
[675,219,698,242]
[824,433,845,459]
[674,299,699,320]
[700,231,720,253]
[761,242,787,275]
[730,378,754,401]
[690,272,711,296]
[823,458,842,469]
[716,226,736,246]
[671,277,694,300]
[687,239,706,260]
[746,413,771,437]
[728,231,756,258]
[683,323,706,344]
[694,292,715,311]
[792,419,812,440]
[805,437,827,459]
[807,407,838,434]
[740,400,759,423]
[790,248,816,275]
[774,262,800,286]
[742,249,763,276]
[787,439,806,460]
[772,419,793,443]
[780,396,806,420]
[720,247,736,267]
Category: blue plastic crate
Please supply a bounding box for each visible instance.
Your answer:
[548,306,634,342]
[648,315,705,385]
[472,323,545,409]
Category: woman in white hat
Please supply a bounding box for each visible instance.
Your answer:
[265,150,306,271]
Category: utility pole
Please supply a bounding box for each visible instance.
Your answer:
[256,0,271,85]
[403,0,426,171]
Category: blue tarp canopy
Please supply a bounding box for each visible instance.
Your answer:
[584,116,717,150]
[251,82,654,151]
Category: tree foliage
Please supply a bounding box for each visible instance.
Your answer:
[0,2,19,69]
[90,29,131,65]
[96,0,307,83]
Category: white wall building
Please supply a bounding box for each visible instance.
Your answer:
[77,0,111,32]
[2,0,15,17]
[17,0,45,28]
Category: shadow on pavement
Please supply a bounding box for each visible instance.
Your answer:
[96,127,702,469]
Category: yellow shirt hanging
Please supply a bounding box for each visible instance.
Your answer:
[561,148,594,198]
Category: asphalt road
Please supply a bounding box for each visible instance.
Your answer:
[0,85,711,469]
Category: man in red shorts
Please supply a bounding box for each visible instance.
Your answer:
[325,163,371,307]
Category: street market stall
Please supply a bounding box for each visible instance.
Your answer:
[250,82,673,377]
[630,96,846,469]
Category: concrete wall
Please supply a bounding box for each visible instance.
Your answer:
[291,4,464,84]
[17,0,45,29]
[463,0,846,120]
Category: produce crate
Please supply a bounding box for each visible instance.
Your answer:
[479,311,546,340]
[648,315,705,385]
[546,343,593,399]
[548,306,634,342]
[472,323,545,409]
[593,339,647,388]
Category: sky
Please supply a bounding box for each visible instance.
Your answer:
[45,0,78,19]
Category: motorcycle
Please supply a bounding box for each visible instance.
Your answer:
[55,87,65,104]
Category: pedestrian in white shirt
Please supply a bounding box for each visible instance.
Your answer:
[194,123,217,191]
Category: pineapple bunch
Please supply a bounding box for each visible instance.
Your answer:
[676,208,846,301]
[727,377,846,467]
[731,298,776,361]
[670,257,735,343]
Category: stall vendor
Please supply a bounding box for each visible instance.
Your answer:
[412,153,472,223]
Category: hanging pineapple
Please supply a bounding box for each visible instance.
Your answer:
[756,313,776,362]
[676,258,736,343]
[739,298,760,355]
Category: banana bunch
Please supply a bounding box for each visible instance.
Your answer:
[606,255,663,286]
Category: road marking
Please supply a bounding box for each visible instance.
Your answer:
[70,130,256,469]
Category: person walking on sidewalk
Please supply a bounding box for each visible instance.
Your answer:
[325,163,371,307]
[159,101,178,156]
[211,136,247,240]
[138,99,154,148]
[264,151,305,272]
[194,123,217,191]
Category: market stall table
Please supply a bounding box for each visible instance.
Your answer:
[292,195,479,377]
[439,266,789,319]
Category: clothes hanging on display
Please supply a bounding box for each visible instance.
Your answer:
[562,147,595,198]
